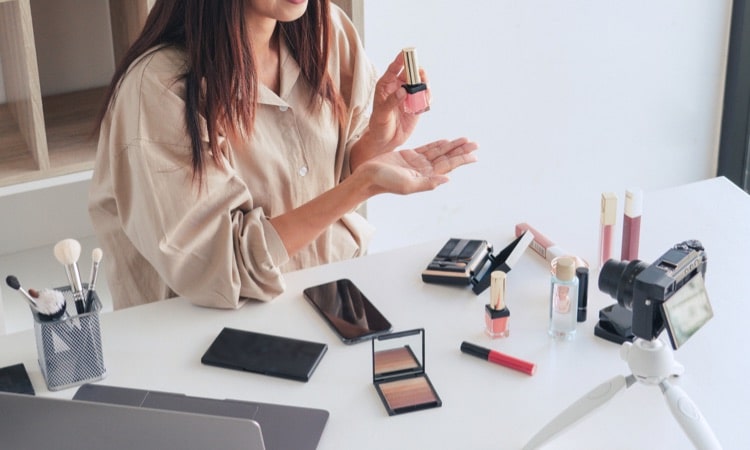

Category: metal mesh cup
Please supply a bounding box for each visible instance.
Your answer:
[31,286,106,391]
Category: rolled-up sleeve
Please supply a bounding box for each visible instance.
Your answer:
[91,49,289,309]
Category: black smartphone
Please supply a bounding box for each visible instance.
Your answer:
[303,279,392,344]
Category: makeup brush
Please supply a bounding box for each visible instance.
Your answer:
[32,288,68,321]
[5,275,39,309]
[53,238,86,314]
[85,248,103,312]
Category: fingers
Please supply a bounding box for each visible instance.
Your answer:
[372,53,407,110]
[415,138,479,175]
[416,138,479,160]
[384,52,405,78]
[382,52,429,86]
[418,67,429,86]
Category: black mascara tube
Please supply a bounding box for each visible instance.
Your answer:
[576,267,589,322]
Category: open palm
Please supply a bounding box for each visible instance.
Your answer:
[361,138,479,196]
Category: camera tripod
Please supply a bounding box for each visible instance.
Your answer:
[523,338,722,449]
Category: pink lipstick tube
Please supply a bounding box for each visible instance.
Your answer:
[599,192,617,267]
[621,188,643,261]
[402,47,430,114]
[514,223,565,263]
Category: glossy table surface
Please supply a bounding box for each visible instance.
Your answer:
[1,177,747,449]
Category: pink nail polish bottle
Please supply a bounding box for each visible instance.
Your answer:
[402,47,430,114]
[485,271,510,338]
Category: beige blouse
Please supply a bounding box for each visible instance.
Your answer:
[88,7,377,309]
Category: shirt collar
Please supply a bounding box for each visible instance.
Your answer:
[257,35,301,107]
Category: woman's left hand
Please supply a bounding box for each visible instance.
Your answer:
[367,51,429,153]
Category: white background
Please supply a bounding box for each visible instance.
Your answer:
[362,0,731,253]
[0,1,735,323]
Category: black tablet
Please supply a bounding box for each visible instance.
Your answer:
[201,328,327,382]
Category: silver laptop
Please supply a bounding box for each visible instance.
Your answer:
[0,390,265,450]
[0,384,328,450]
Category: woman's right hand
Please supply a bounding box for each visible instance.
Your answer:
[366,52,429,152]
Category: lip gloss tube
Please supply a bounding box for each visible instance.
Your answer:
[621,189,643,261]
[599,192,617,268]
[402,47,430,114]
[460,341,536,376]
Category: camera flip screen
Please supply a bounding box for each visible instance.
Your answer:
[661,272,714,349]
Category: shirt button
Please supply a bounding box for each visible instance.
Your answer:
[298,166,308,177]
[279,105,288,112]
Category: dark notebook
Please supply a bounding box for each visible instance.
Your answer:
[201,327,328,382]
[0,363,35,395]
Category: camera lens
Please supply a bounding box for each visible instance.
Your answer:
[598,259,648,310]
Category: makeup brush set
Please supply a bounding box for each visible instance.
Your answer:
[5,238,107,391]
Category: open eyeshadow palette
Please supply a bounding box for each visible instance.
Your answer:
[371,328,441,416]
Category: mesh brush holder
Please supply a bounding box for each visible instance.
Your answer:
[31,285,106,391]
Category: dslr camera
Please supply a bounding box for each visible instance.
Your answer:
[597,240,713,349]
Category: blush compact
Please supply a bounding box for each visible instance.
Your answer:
[372,328,441,416]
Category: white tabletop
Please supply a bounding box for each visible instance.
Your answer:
[1,176,747,449]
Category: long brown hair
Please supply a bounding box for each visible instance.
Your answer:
[96,0,346,184]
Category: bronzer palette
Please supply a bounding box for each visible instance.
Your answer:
[372,328,441,416]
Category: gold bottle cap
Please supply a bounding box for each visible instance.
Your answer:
[556,257,576,281]
[490,271,506,310]
[600,192,617,226]
[402,47,422,85]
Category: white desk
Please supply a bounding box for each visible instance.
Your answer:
[1,177,747,449]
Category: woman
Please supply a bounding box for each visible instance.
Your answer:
[88,0,478,309]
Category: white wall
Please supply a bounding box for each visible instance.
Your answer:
[362,0,732,254]
[0,0,733,257]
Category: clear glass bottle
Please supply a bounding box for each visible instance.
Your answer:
[549,256,578,340]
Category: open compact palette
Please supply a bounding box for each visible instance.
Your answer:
[371,328,441,416]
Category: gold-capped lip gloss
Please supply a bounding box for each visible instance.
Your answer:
[401,47,430,114]
[599,192,617,267]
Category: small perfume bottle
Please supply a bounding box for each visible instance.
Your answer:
[402,47,430,114]
[549,257,578,340]
[485,271,510,338]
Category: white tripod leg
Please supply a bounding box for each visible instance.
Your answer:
[523,375,635,450]
[660,379,722,450]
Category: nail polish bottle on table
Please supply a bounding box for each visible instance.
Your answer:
[485,271,510,338]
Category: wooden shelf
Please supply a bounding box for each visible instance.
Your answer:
[0,0,362,190]
[45,87,105,170]
[0,87,105,187]
[0,0,149,189]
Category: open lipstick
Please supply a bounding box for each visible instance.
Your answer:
[402,47,430,114]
